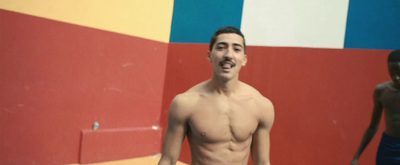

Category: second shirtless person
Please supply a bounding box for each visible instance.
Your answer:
[158,26,275,165]
[351,49,400,165]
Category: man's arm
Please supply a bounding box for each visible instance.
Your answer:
[158,95,190,165]
[252,98,275,165]
[351,86,384,165]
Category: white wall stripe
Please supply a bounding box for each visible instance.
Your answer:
[241,0,349,49]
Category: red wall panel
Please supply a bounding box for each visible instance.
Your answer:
[80,127,162,164]
[162,43,391,165]
[0,10,167,164]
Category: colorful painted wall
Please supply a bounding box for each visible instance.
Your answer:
[0,0,173,164]
[163,0,399,165]
[1,0,399,165]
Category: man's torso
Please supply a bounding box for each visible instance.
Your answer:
[182,81,266,165]
[378,81,400,137]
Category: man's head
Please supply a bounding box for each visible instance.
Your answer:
[388,49,400,86]
[207,26,247,81]
[209,26,246,53]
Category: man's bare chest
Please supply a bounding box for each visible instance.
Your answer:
[381,90,400,110]
[187,99,259,142]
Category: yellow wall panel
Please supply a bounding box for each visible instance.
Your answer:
[0,0,173,43]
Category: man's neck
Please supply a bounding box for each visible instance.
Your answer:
[392,81,400,90]
[208,76,241,97]
[387,81,400,91]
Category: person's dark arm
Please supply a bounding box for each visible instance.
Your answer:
[351,86,384,165]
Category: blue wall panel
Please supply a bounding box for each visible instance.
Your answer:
[170,0,399,49]
[170,0,244,44]
[344,0,400,49]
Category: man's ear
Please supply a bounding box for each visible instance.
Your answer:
[242,54,247,66]
[207,51,212,62]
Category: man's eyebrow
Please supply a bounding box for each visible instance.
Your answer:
[216,42,243,47]
[233,43,243,47]
[216,42,228,46]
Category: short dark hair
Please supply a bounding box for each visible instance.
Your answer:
[388,49,400,62]
[209,26,246,53]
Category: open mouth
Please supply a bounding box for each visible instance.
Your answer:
[219,60,236,69]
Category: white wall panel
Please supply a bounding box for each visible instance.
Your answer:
[241,0,349,48]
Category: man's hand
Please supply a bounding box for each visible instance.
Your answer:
[351,159,358,165]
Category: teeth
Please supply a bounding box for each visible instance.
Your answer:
[223,63,231,68]
[219,61,235,68]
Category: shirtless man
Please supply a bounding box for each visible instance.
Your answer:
[158,26,275,165]
[351,49,400,165]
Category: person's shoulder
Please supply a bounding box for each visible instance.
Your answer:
[372,81,396,101]
[173,92,199,106]
[240,82,269,98]
[172,92,198,108]
[256,95,274,112]
[376,81,390,89]
[239,82,261,96]
[169,93,197,119]
[239,82,275,126]
[170,81,207,112]
[179,80,209,99]
[374,81,393,93]
[239,82,273,110]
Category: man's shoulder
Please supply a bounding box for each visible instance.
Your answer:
[178,81,208,98]
[373,81,399,102]
[169,92,198,118]
[171,81,207,110]
[173,92,199,105]
[239,82,261,96]
[238,82,274,111]
[239,82,275,127]
[375,81,394,92]
[239,82,271,102]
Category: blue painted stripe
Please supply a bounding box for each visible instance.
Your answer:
[344,0,400,50]
[170,0,244,43]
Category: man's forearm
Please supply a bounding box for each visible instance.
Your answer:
[353,127,379,159]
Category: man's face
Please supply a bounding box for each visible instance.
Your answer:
[388,61,400,86]
[207,33,247,81]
